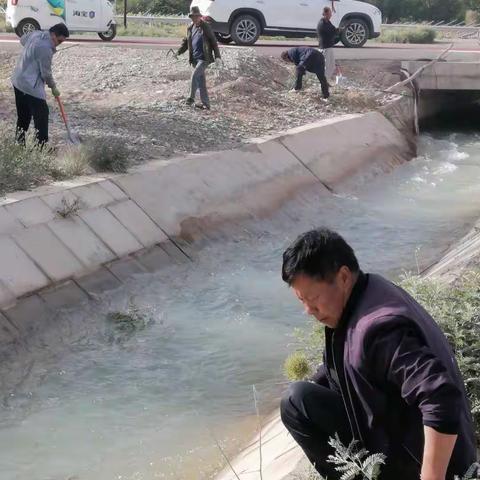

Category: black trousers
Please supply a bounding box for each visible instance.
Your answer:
[281,381,422,480]
[294,54,330,99]
[281,381,352,478]
[14,87,49,144]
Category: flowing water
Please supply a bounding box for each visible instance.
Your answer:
[2,131,480,480]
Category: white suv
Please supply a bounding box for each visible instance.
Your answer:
[190,0,382,48]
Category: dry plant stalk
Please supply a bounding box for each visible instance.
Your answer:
[252,385,264,480]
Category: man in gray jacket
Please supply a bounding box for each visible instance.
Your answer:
[12,23,69,145]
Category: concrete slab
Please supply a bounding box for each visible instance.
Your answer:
[159,240,191,264]
[0,312,19,343]
[79,208,143,257]
[113,140,301,238]
[39,281,88,310]
[106,257,147,281]
[136,246,173,272]
[99,180,128,201]
[48,217,115,267]
[76,267,122,295]
[279,112,410,187]
[0,281,16,310]
[5,197,55,227]
[107,199,168,247]
[0,206,25,235]
[41,190,81,214]
[0,236,49,298]
[3,294,52,337]
[14,224,84,282]
[71,183,115,209]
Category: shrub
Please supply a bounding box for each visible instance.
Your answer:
[85,137,130,173]
[284,271,480,440]
[380,27,437,44]
[284,351,311,381]
[0,126,60,196]
[56,145,92,177]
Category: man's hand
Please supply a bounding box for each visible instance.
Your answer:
[51,86,61,97]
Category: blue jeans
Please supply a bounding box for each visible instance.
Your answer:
[189,60,209,107]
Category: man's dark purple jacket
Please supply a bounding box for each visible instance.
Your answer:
[314,273,477,477]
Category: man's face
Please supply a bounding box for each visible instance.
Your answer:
[291,267,354,329]
[192,15,202,26]
[324,9,333,20]
[51,34,66,47]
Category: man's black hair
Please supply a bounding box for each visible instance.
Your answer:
[282,228,359,285]
[49,23,70,38]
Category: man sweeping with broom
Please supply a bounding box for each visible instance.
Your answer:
[11,23,69,146]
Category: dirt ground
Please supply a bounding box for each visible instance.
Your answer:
[0,45,402,164]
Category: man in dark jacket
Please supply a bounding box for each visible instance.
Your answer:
[11,23,69,145]
[317,6,339,81]
[281,47,329,99]
[176,6,221,110]
[280,228,477,480]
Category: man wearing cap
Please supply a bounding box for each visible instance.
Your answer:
[176,6,222,110]
[11,23,69,145]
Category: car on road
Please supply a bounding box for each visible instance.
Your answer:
[5,0,117,40]
[190,0,382,48]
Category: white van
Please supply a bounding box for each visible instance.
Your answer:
[191,0,382,47]
[5,0,117,41]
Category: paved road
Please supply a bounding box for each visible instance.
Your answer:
[1,34,480,61]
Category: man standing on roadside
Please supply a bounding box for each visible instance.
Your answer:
[12,23,68,145]
[280,228,477,479]
[317,6,340,83]
[176,6,222,111]
[281,47,329,99]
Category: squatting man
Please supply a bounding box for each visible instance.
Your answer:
[281,228,477,479]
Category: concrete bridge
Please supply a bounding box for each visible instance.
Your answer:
[401,60,480,126]
[401,61,480,90]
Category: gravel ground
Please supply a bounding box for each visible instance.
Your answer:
[0,46,401,165]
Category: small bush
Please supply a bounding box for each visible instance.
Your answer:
[284,351,311,381]
[380,27,436,44]
[0,126,60,195]
[85,137,130,173]
[56,145,92,177]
